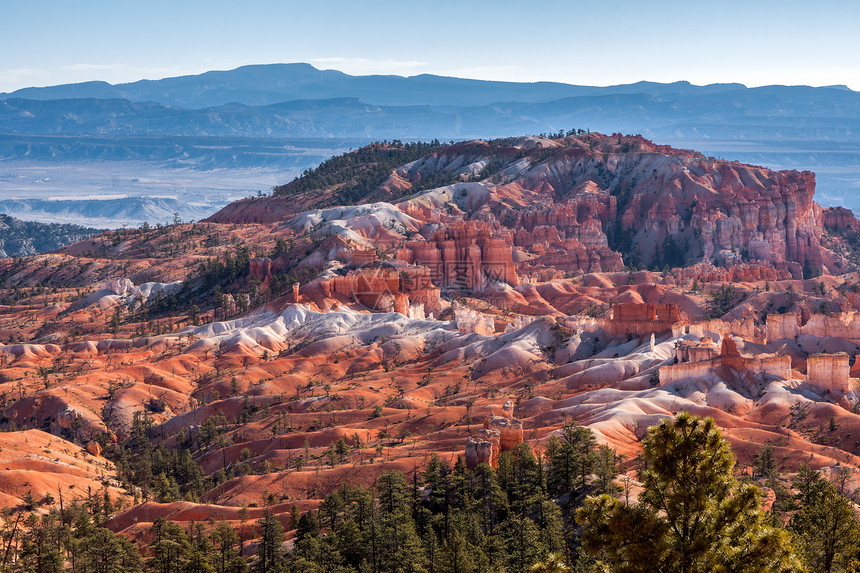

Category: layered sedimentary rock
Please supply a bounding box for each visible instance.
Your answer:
[455,308,496,336]
[675,337,719,363]
[676,262,791,284]
[608,303,687,336]
[466,410,524,469]
[822,206,860,232]
[14,136,860,551]
[498,136,849,276]
[767,311,860,342]
[766,313,801,340]
[320,265,441,316]
[209,133,856,278]
[86,439,103,457]
[405,221,518,292]
[465,430,499,469]
[673,312,761,344]
[802,312,860,340]
[514,193,624,273]
[249,257,272,285]
[556,303,690,339]
[807,353,855,393]
[487,415,524,452]
[660,335,791,385]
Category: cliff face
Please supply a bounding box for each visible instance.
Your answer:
[823,206,860,232]
[207,133,856,278]
[807,353,854,393]
[406,221,518,292]
[499,138,836,276]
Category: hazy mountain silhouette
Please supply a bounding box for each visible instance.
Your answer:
[1,63,751,108]
[2,86,859,141]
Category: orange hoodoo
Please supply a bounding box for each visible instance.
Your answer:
[465,405,525,470]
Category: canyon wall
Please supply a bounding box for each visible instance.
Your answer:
[607,303,687,336]
[405,221,518,292]
[767,311,860,342]
[660,354,791,385]
[661,334,791,385]
[319,265,441,316]
[807,353,855,393]
[211,134,856,279]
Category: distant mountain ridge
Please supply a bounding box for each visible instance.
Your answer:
[2,63,858,143]
[0,197,214,229]
[0,133,364,167]
[2,86,860,141]
[0,63,752,108]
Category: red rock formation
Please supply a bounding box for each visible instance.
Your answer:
[320,265,441,315]
[807,353,854,393]
[503,134,844,276]
[455,308,496,336]
[822,207,860,232]
[465,430,499,469]
[608,303,687,336]
[394,293,409,316]
[405,221,518,292]
[766,313,801,341]
[466,410,525,469]
[486,415,523,452]
[676,313,762,344]
[514,194,624,274]
[721,336,740,357]
[208,134,852,279]
[677,262,791,284]
[660,346,791,385]
[675,337,719,363]
[352,249,379,266]
[86,439,102,457]
[249,257,273,287]
[768,311,860,342]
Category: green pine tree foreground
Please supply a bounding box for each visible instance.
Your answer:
[2,412,859,572]
[577,412,803,573]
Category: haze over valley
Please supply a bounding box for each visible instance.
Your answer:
[1,64,859,239]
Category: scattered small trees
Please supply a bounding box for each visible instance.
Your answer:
[707,284,744,319]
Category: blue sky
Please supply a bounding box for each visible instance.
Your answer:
[1,0,858,92]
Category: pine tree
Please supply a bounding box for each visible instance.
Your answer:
[789,469,860,572]
[438,530,479,573]
[254,512,284,573]
[593,445,620,496]
[18,513,63,573]
[148,519,191,573]
[209,523,246,573]
[546,422,596,497]
[577,412,802,573]
[377,471,410,515]
[753,444,777,479]
[501,513,545,572]
[78,527,144,573]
